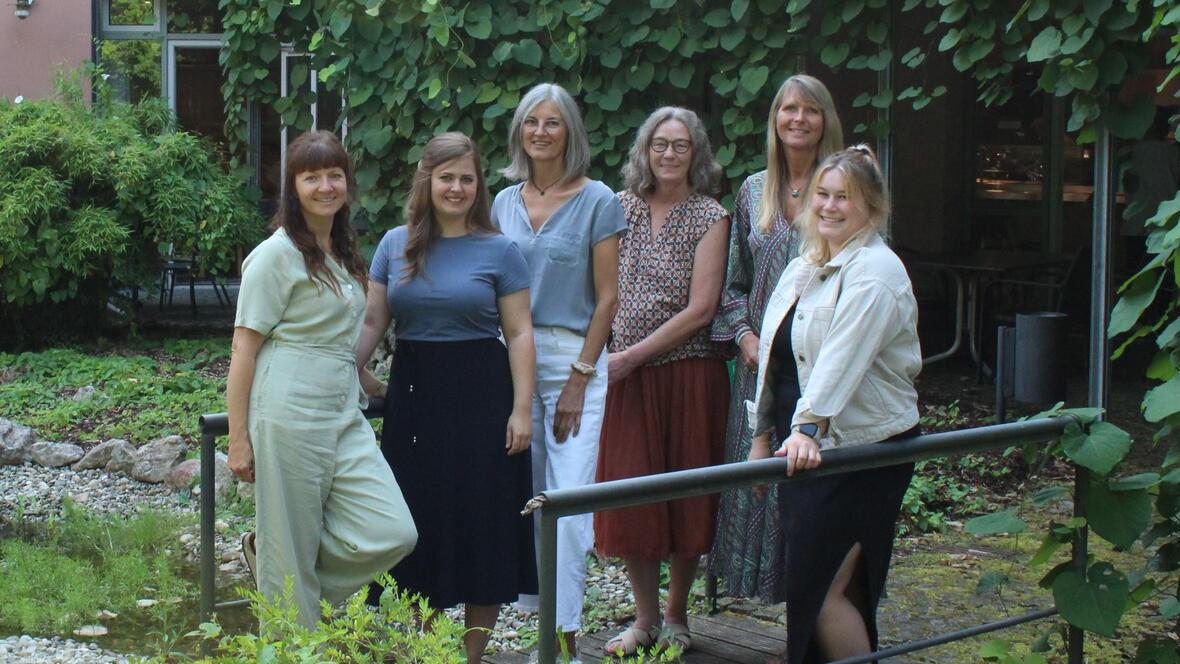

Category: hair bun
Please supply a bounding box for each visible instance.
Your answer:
[848,143,876,160]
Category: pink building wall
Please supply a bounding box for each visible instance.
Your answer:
[0,1,92,101]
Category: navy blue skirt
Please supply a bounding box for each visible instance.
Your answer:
[368,338,537,608]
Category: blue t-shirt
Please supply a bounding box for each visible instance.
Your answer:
[369,226,530,341]
[491,180,627,336]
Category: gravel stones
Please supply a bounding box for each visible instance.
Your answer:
[0,418,34,465]
[0,463,186,522]
[30,442,84,468]
[0,636,128,663]
[129,435,186,483]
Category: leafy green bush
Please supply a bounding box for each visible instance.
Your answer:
[0,502,192,634]
[0,66,262,342]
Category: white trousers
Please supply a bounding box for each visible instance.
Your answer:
[517,326,608,632]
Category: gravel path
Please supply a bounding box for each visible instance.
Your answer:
[0,636,128,663]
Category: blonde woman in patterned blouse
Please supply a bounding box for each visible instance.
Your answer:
[594,107,730,657]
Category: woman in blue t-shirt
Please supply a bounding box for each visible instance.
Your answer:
[356,132,537,663]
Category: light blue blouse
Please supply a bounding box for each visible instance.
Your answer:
[370,226,530,342]
[491,180,627,336]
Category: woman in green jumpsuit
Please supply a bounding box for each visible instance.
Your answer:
[226,131,417,629]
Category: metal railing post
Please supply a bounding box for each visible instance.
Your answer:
[198,427,216,655]
[537,511,559,664]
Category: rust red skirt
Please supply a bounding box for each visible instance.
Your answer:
[594,358,729,559]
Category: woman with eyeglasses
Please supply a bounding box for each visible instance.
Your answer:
[593,107,730,657]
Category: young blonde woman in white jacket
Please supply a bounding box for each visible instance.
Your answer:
[747,145,921,664]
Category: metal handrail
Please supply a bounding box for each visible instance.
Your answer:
[195,398,386,642]
[524,416,1075,664]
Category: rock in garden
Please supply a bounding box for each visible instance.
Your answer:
[73,625,108,637]
[0,418,34,465]
[105,440,137,474]
[167,453,234,498]
[130,435,186,483]
[73,438,132,471]
[166,459,201,491]
[31,441,84,468]
[72,385,97,402]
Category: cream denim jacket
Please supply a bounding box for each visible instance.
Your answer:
[746,232,921,447]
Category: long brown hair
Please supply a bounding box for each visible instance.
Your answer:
[401,132,496,282]
[271,130,367,295]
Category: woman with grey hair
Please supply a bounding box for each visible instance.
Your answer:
[491,82,627,659]
[594,106,730,656]
[708,74,843,606]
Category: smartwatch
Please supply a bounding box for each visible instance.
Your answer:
[793,422,820,440]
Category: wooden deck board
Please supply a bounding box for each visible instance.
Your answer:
[486,612,786,664]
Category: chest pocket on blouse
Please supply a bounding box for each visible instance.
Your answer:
[547,232,583,265]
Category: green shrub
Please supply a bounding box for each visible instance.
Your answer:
[0,66,262,343]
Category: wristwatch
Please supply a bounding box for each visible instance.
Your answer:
[793,422,820,440]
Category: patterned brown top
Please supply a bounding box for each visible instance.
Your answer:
[610,190,730,366]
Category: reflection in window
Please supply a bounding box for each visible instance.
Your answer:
[98,40,162,102]
[168,0,223,34]
[174,47,227,157]
[108,0,154,26]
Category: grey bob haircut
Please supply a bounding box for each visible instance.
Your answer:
[500,82,591,184]
[622,106,722,196]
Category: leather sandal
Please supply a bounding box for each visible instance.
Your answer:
[657,623,692,653]
[603,622,661,657]
[240,531,258,586]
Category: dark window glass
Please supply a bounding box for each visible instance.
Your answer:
[108,0,155,26]
[168,0,223,33]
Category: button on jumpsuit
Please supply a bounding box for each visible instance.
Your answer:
[235,228,418,628]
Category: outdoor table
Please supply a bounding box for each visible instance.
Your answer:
[906,251,1068,367]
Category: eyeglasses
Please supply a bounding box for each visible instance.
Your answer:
[650,139,692,154]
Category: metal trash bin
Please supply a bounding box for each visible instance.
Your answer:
[1014,312,1068,404]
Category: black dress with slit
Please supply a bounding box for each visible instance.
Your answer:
[769,306,916,663]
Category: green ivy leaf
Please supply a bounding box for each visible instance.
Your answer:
[1108,473,1160,491]
[650,0,676,8]
[941,1,968,23]
[1028,26,1062,62]
[427,78,442,99]
[668,63,694,89]
[361,125,393,154]
[514,39,543,66]
[939,28,962,52]
[349,84,375,106]
[329,8,353,39]
[598,84,623,112]
[703,8,730,27]
[659,27,684,51]
[820,42,851,67]
[1110,269,1165,337]
[842,0,864,22]
[731,0,749,21]
[1061,420,1131,475]
[1145,376,1180,423]
[965,509,1026,536]
[1087,478,1151,549]
[1107,93,1158,140]
[627,61,655,90]
[1052,563,1128,636]
[867,21,887,44]
[600,45,622,68]
[739,65,769,95]
[465,17,492,39]
[492,41,514,63]
[1028,0,1050,21]
[716,142,736,166]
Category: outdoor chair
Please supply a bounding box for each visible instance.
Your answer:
[159,249,233,318]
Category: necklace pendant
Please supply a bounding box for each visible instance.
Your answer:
[791,189,801,198]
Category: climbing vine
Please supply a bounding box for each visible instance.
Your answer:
[217,0,1180,658]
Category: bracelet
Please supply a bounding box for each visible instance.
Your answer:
[570,360,597,377]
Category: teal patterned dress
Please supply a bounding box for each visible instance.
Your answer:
[707,170,802,603]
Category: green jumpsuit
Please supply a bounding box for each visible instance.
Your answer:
[235,228,417,628]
